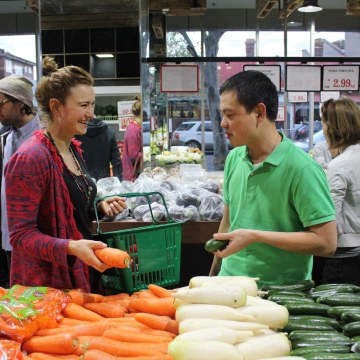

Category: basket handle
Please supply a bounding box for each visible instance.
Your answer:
[93,191,173,234]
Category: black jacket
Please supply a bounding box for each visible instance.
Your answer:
[76,119,122,181]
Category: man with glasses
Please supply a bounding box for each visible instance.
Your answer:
[0,75,41,287]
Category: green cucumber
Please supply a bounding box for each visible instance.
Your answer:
[284,302,331,316]
[289,333,351,342]
[309,289,354,300]
[303,353,360,360]
[291,346,351,356]
[341,312,360,323]
[312,284,360,293]
[288,315,340,329]
[343,321,360,337]
[352,336,360,342]
[289,330,348,339]
[327,306,360,319]
[265,289,307,299]
[204,238,229,253]
[261,280,315,292]
[317,294,360,306]
[284,320,337,332]
[291,339,353,349]
[268,295,315,304]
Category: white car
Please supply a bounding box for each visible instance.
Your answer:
[293,129,325,152]
[171,120,229,151]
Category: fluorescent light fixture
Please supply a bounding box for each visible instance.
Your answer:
[298,0,322,13]
[95,54,114,58]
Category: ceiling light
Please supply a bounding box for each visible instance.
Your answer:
[298,0,322,13]
[95,54,114,58]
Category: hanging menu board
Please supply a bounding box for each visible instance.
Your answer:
[322,65,359,91]
[160,65,199,92]
[286,65,322,92]
[243,65,281,91]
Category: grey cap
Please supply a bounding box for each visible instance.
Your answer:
[0,75,34,108]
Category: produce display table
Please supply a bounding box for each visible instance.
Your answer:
[92,221,220,287]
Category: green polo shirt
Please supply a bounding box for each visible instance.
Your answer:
[219,133,335,286]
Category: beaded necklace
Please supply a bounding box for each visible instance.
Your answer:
[45,131,93,207]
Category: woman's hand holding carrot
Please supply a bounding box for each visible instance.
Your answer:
[67,240,110,273]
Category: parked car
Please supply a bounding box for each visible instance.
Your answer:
[293,129,325,152]
[142,121,150,146]
[294,121,322,140]
[171,120,229,151]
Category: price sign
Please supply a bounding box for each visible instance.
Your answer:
[243,65,281,91]
[322,65,359,91]
[286,65,322,92]
[117,100,135,131]
[288,92,308,103]
[276,106,285,122]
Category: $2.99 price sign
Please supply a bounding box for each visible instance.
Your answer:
[323,65,359,91]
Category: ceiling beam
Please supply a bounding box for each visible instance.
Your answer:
[256,0,277,19]
[278,0,303,18]
[346,0,360,15]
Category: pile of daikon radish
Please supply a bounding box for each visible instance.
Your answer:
[167,276,304,360]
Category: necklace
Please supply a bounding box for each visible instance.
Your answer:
[45,131,93,206]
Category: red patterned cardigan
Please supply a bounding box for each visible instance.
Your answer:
[5,130,91,291]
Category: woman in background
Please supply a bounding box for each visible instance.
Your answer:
[122,96,143,181]
[321,97,360,285]
[5,56,126,292]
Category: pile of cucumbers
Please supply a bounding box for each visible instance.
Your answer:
[261,281,360,360]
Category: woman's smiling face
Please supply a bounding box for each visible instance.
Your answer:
[54,84,95,137]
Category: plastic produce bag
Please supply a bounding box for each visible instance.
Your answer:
[168,204,200,222]
[0,285,70,343]
[133,202,166,222]
[0,340,23,360]
[198,192,224,221]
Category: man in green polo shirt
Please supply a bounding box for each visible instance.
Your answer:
[209,70,337,286]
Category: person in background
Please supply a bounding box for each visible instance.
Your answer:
[122,96,143,181]
[320,97,360,285]
[0,75,41,287]
[312,139,337,170]
[209,70,337,286]
[76,117,122,181]
[5,56,127,292]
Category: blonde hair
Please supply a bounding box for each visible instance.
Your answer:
[36,56,94,127]
[132,95,141,117]
[321,97,360,150]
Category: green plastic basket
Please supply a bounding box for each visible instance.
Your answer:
[93,192,182,294]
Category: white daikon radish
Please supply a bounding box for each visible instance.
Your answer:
[168,339,244,360]
[179,318,269,334]
[189,275,259,288]
[235,333,291,360]
[246,295,281,307]
[176,303,256,322]
[237,304,289,330]
[172,285,247,307]
[175,327,254,344]
[201,278,258,296]
[253,328,277,336]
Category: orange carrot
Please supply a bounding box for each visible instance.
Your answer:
[79,336,168,357]
[35,321,113,337]
[135,313,179,335]
[28,353,80,359]
[67,289,103,306]
[62,303,104,322]
[110,325,176,339]
[136,290,159,299]
[129,298,176,317]
[22,334,79,355]
[101,293,130,302]
[82,350,172,360]
[94,248,130,268]
[148,284,173,298]
[59,318,90,327]
[83,302,127,318]
[102,327,173,343]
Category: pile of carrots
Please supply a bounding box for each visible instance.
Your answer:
[0,284,179,360]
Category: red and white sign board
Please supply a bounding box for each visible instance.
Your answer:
[322,65,359,91]
[288,92,308,103]
[276,106,285,122]
[117,100,134,131]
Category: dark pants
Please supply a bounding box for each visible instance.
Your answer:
[0,248,9,288]
[321,255,360,286]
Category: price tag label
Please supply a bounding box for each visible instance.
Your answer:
[322,65,359,91]
[288,92,308,103]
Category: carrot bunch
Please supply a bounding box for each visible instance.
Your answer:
[12,284,179,359]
